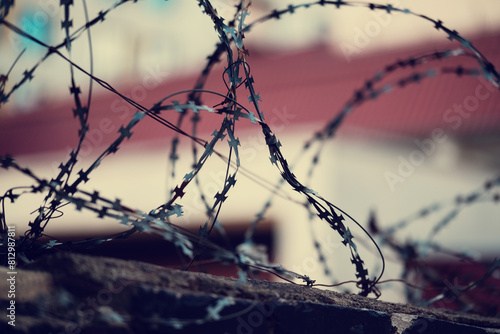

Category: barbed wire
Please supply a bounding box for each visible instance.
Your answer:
[0,0,499,325]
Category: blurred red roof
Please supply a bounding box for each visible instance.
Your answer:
[1,31,499,156]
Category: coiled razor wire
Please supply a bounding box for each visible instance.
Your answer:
[1,0,499,324]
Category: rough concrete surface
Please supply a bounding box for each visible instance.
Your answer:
[1,252,499,333]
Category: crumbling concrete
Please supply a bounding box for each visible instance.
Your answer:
[1,252,499,333]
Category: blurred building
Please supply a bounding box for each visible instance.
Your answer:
[1,0,500,309]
